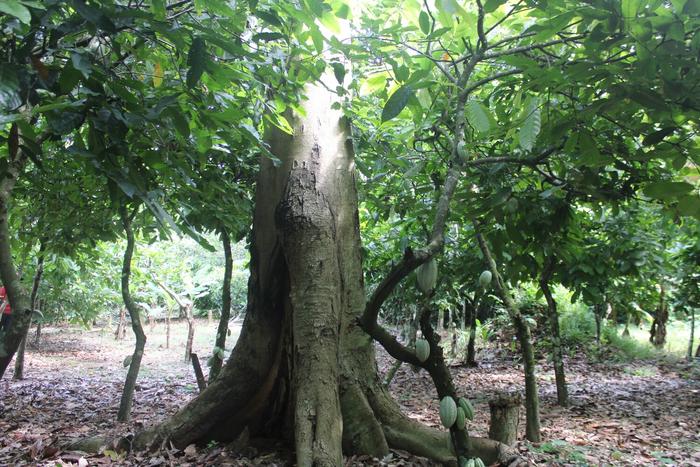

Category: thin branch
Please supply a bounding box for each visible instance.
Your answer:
[482,34,586,61]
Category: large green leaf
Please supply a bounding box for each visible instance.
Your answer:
[381,85,413,123]
[0,0,31,24]
[0,64,21,110]
[186,37,207,88]
[643,181,694,200]
[518,97,540,151]
[465,100,490,134]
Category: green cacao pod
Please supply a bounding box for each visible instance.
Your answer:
[457,141,468,162]
[473,458,485,467]
[416,258,438,294]
[415,338,430,362]
[465,459,475,467]
[478,270,492,289]
[455,407,466,430]
[439,396,457,428]
[458,397,474,420]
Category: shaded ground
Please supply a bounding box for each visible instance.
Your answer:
[1,322,698,466]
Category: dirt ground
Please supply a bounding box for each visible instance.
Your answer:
[1,320,698,466]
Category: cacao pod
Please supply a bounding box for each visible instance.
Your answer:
[474,458,485,467]
[457,141,468,162]
[461,459,474,467]
[478,270,492,289]
[415,338,430,362]
[455,407,466,430]
[458,397,474,420]
[439,396,457,428]
[416,258,438,294]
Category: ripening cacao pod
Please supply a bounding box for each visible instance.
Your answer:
[463,459,475,467]
[416,258,438,294]
[457,141,468,162]
[415,338,430,362]
[478,270,492,289]
[439,396,458,428]
[458,397,474,420]
[455,407,466,430]
[473,458,485,467]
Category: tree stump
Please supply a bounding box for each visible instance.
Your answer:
[488,392,521,446]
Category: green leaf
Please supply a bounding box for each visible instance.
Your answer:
[518,97,540,151]
[381,85,413,122]
[465,100,490,134]
[71,53,92,78]
[483,0,507,12]
[151,0,166,19]
[187,37,207,88]
[0,0,31,24]
[331,62,345,84]
[0,64,21,110]
[642,127,675,146]
[419,11,430,34]
[643,181,694,200]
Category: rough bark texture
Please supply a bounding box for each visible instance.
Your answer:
[13,243,45,380]
[0,150,31,379]
[539,256,568,407]
[475,227,541,443]
[209,229,232,381]
[117,205,147,422]
[488,393,521,446]
[78,78,515,466]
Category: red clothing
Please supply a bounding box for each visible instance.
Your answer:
[0,286,10,315]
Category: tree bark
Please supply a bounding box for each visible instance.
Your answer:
[475,226,541,442]
[539,255,568,407]
[115,307,127,340]
[13,242,46,380]
[117,204,147,422]
[80,77,515,466]
[0,147,31,379]
[689,307,695,362]
[151,275,194,361]
[465,298,478,367]
[650,284,668,348]
[488,393,521,446]
[209,228,232,381]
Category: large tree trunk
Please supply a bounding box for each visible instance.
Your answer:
[109,79,513,466]
[209,229,233,381]
[117,205,147,422]
[539,256,568,407]
[13,242,46,380]
[475,227,541,443]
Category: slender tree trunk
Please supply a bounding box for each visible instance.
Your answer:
[117,204,147,422]
[0,145,31,379]
[539,256,568,407]
[594,304,603,345]
[622,314,630,337]
[475,226,541,442]
[650,284,668,348]
[184,304,194,362]
[466,298,478,367]
[13,242,46,380]
[688,308,695,362]
[34,321,41,344]
[115,307,126,340]
[209,228,232,381]
[166,307,171,349]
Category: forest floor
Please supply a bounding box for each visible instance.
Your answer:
[0,320,698,466]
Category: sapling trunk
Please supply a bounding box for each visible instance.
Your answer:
[209,228,233,381]
[475,226,541,442]
[117,205,147,422]
[14,243,46,380]
[688,308,695,362]
[539,256,568,407]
